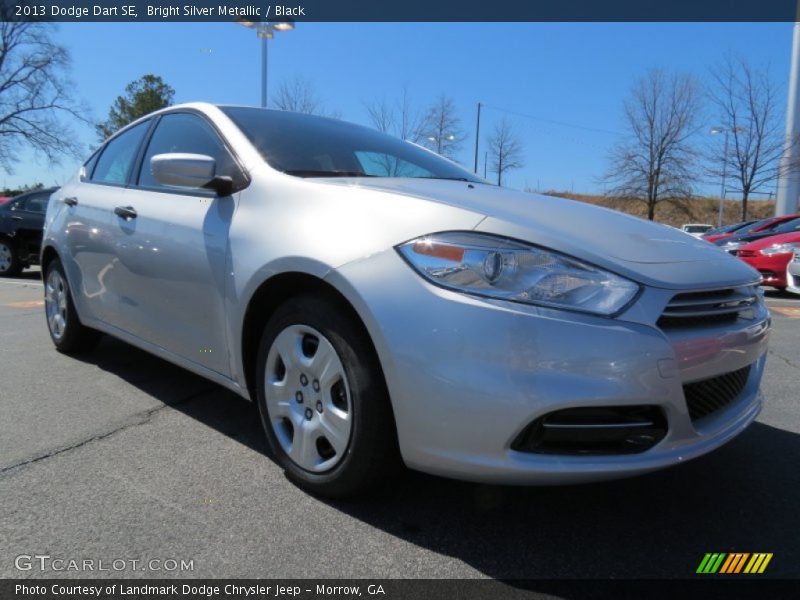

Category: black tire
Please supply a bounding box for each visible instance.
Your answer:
[0,237,22,277]
[43,258,101,354]
[255,294,400,498]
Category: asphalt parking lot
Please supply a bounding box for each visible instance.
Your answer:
[1,269,799,580]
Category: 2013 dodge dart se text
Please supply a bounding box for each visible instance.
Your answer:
[41,103,770,497]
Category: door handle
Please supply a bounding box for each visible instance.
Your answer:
[63,197,78,207]
[11,215,23,220]
[114,205,137,220]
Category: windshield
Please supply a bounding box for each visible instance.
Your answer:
[707,221,754,235]
[221,106,482,183]
[772,217,800,234]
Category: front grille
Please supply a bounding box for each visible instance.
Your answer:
[683,366,751,421]
[658,286,758,329]
[512,406,667,455]
[738,250,756,258]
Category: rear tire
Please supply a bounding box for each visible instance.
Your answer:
[44,258,101,354]
[0,237,21,277]
[255,294,399,498]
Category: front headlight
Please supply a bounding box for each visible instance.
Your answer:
[760,243,799,256]
[721,241,742,253]
[397,232,640,316]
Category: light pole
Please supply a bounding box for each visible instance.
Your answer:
[237,21,295,108]
[710,126,730,227]
[473,102,482,174]
[776,20,800,216]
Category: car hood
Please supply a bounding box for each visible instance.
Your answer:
[323,178,760,290]
[741,231,800,249]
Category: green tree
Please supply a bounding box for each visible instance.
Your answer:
[96,75,175,141]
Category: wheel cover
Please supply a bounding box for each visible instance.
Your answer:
[45,269,68,340]
[264,324,353,472]
[0,242,11,272]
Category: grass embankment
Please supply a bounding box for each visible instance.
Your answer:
[544,191,776,228]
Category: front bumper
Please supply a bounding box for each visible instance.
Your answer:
[331,250,770,484]
[740,253,793,288]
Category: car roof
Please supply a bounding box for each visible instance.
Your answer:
[10,187,58,199]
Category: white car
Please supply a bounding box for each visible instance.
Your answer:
[681,224,714,238]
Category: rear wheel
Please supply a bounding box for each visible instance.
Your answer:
[44,258,101,354]
[0,238,21,277]
[255,294,399,498]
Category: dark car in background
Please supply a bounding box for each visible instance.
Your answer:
[701,219,757,241]
[707,215,797,245]
[0,187,57,276]
[715,215,800,254]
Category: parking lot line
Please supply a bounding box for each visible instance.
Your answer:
[0,279,42,287]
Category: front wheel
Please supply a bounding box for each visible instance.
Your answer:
[44,258,101,353]
[255,295,399,498]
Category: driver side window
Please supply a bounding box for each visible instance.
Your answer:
[137,113,243,191]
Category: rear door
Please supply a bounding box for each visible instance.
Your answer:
[60,120,151,324]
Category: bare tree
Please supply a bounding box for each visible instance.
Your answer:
[487,118,524,186]
[708,56,786,220]
[365,97,394,134]
[365,87,425,143]
[604,69,701,220]
[421,94,465,159]
[0,19,88,172]
[364,87,427,176]
[272,76,338,117]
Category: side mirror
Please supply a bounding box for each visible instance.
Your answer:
[150,153,233,196]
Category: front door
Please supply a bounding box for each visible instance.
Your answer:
[107,112,245,376]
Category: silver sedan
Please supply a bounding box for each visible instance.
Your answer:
[42,103,769,497]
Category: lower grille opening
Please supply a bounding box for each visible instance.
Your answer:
[512,406,667,455]
[683,365,751,422]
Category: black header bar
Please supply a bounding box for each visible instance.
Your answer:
[2,0,800,23]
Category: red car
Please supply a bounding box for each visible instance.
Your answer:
[704,215,798,243]
[737,231,800,289]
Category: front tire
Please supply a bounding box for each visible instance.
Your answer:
[0,237,21,277]
[44,258,101,354]
[255,294,399,498]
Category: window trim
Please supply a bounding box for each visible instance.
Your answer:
[81,148,102,181]
[131,109,251,197]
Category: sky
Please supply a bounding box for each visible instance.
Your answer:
[4,21,796,194]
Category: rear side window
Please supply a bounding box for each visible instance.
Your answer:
[23,192,49,213]
[92,121,150,185]
[137,113,243,190]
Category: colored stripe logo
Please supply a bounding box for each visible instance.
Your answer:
[697,553,773,574]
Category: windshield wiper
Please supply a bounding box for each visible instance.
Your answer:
[284,169,375,178]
